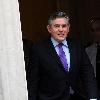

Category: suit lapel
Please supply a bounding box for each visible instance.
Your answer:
[44,38,76,73]
[66,38,75,72]
[45,38,66,71]
[46,38,62,64]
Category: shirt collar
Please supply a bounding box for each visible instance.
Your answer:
[51,37,68,47]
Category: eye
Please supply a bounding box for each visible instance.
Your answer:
[62,24,67,28]
[54,24,60,28]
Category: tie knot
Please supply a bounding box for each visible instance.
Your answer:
[58,43,63,48]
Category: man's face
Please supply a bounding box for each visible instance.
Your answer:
[91,23,100,42]
[47,18,70,43]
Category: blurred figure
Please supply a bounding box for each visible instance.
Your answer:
[86,18,100,99]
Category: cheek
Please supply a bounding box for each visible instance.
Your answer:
[64,29,69,34]
[50,31,56,37]
[51,30,58,35]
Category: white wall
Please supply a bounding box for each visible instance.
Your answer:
[0,0,28,100]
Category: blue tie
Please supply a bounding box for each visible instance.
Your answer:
[58,43,68,71]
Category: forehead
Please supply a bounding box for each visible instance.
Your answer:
[51,18,69,25]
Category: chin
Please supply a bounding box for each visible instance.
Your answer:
[57,38,65,42]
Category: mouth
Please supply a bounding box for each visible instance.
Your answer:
[58,33,65,37]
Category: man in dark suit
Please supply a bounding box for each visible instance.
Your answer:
[26,11,98,100]
[85,18,100,100]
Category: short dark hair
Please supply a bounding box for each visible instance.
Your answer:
[90,18,100,26]
[48,11,70,25]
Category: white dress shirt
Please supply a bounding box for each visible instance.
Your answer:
[51,37,70,71]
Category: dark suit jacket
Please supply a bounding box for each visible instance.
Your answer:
[26,37,98,100]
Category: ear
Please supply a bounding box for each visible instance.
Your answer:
[47,25,51,33]
[67,24,70,33]
[68,24,70,31]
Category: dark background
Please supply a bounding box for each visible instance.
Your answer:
[19,0,100,97]
[19,0,100,43]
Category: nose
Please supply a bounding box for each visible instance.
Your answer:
[58,26,63,31]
